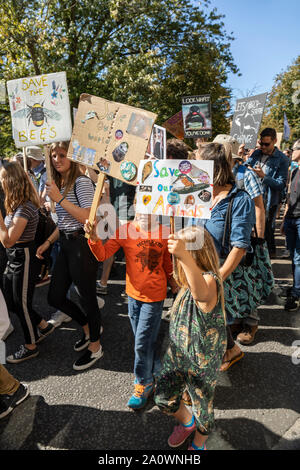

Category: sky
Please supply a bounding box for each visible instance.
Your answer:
[204,0,300,100]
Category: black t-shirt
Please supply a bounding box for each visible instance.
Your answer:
[108,176,136,221]
[286,168,300,218]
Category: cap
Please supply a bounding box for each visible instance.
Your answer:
[213,134,240,159]
[25,146,44,161]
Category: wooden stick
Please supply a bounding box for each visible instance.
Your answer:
[44,145,55,213]
[85,172,106,240]
[170,215,178,277]
[22,147,28,172]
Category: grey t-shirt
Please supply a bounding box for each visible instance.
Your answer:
[5,201,39,242]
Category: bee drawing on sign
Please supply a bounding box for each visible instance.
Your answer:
[13,102,62,127]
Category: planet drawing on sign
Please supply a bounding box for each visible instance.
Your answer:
[198,190,211,202]
[120,161,137,181]
[112,142,129,162]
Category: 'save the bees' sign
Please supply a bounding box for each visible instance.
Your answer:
[7,72,72,147]
[136,159,214,219]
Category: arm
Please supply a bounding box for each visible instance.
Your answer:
[167,235,216,303]
[219,246,246,281]
[36,226,59,260]
[0,212,28,249]
[253,194,265,238]
[84,219,122,262]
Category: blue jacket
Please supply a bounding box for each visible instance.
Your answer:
[245,147,290,211]
[204,185,255,257]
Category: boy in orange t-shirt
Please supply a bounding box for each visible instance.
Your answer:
[85,213,178,409]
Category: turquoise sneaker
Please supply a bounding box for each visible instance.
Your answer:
[127,382,154,409]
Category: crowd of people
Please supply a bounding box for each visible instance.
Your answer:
[0,127,298,450]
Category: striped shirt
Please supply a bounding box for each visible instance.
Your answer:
[56,176,95,232]
[5,201,39,242]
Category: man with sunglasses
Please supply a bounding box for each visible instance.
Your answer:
[281,140,300,311]
[246,128,290,258]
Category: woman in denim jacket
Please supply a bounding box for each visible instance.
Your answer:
[199,143,255,371]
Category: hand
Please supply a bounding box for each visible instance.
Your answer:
[44,201,52,212]
[238,144,245,156]
[168,234,186,260]
[168,276,180,294]
[46,181,61,203]
[249,166,265,179]
[84,219,99,242]
[36,241,50,260]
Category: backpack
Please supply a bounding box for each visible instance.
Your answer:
[34,208,57,266]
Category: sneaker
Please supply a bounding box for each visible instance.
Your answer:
[0,384,30,420]
[168,420,196,448]
[74,333,90,352]
[188,442,207,451]
[285,295,300,312]
[48,311,72,327]
[74,326,104,352]
[237,324,258,345]
[2,323,14,341]
[127,382,154,410]
[6,345,39,364]
[73,346,103,371]
[96,281,108,295]
[36,323,55,343]
[121,291,127,298]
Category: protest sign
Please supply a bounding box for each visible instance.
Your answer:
[230,93,268,149]
[68,93,157,185]
[136,159,213,219]
[162,111,184,140]
[146,124,166,159]
[0,81,6,105]
[182,95,212,139]
[7,72,72,147]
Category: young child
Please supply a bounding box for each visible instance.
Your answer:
[154,226,226,450]
[85,212,178,409]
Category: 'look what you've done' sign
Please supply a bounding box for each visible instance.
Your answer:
[136,159,214,219]
[7,72,72,147]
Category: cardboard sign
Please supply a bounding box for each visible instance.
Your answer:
[136,159,213,219]
[0,81,6,105]
[162,110,184,140]
[230,93,268,149]
[7,72,72,148]
[67,94,157,185]
[182,95,212,139]
[146,124,167,159]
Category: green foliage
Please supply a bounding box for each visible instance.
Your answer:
[0,0,239,154]
[261,56,300,146]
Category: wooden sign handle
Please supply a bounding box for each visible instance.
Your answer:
[85,172,106,240]
[44,145,55,213]
[170,215,178,277]
[23,147,28,172]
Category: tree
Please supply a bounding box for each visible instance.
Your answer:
[261,56,300,145]
[0,0,239,155]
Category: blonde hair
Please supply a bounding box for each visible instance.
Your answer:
[174,225,225,321]
[49,141,82,196]
[0,162,40,213]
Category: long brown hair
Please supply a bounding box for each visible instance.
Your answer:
[0,161,40,213]
[198,142,235,187]
[49,141,82,196]
[174,225,225,321]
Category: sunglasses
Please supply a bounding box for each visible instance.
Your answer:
[259,141,271,147]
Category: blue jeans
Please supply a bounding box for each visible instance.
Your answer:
[128,297,164,385]
[284,217,300,297]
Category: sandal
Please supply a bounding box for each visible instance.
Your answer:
[220,351,244,372]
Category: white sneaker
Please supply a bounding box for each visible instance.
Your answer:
[48,311,72,328]
[2,323,14,341]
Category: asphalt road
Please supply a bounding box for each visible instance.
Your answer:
[0,222,300,451]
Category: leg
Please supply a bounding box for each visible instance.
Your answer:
[128,299,164,385]
[220,326,243,372]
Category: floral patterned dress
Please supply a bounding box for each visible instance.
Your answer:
[154,274,226,435]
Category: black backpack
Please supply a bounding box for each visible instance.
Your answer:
[34,208,57,265]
